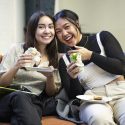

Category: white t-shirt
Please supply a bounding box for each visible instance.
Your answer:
[0,42,47,95]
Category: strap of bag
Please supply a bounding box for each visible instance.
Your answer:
[56,99,84,124]
[96,32,105,56]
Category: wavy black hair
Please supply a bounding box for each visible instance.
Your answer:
[54,9,82,33]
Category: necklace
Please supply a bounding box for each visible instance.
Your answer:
[68,36,88,50]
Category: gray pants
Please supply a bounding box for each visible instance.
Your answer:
[79,81,125,125]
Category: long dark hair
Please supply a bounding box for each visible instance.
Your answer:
[24,11,58,68]
[54,9,82,33]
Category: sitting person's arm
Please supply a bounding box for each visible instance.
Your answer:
[0,44,33,87]
[0,51,21,86]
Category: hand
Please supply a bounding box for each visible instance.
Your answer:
[15,54,33,69]
[67,62,80,79]
[68,46,93,60]
[39,66,55,78]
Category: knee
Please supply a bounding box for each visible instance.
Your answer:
[117,115,125,125]
[10,91,30,104]
[89,115,116,125]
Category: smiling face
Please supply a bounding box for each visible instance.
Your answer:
[35,16,55,46]
[55,18,81,47]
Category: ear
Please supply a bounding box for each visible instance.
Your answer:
[76,20,80,28]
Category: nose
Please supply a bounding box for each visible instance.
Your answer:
[62,29,68,36]
[44,27,50,33]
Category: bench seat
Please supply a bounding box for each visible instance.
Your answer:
[0,116,87,125]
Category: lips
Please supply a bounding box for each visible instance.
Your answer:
[64,34,73,41]
[42,35,52,39]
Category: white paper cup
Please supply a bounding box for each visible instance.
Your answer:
[70,52,84,71]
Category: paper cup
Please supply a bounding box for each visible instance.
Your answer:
[70,52,84,71]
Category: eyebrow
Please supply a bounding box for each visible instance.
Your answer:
[38,23,54,26]
[55,23,69,30]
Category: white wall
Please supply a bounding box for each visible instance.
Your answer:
[55,0,125,50]
[0,0,25,53]
[0,0,125,53]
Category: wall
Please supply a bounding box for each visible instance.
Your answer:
[55,0,125,50]
[0,0,125,53]
[0,0,25,53]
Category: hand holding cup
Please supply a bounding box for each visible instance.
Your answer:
[69,52,84,71]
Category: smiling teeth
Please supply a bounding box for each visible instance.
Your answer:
[43,36,50,39]
[65,36,72,41]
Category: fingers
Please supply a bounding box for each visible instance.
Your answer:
[67,62,80,79]
[16,54,33,68]
[20,54,33,59]
[68,46,92,60]
[74,45,83,49]
[68,46,83,55]
[68,50,79,55]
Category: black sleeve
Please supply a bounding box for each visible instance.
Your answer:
[91,31,125,74]
[59,57,85,99]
